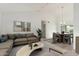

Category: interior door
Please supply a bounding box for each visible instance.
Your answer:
[41,21,46,38]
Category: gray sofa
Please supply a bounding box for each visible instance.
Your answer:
[0,33,39,56]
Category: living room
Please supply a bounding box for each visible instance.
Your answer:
[0,3,79,56]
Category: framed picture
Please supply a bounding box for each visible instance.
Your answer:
[27,22,31,32]
[14,21,31,32]
[14,21,22,32]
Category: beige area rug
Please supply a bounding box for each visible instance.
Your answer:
[9,40,78,56]
[45,39,73,50]
[43,39,78,56]
[46,42,67,54]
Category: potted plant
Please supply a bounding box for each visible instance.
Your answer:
[36,28,42,41]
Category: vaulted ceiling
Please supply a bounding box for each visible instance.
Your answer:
[0,3,73,12]
[0,3,74,25]
[0,3,47,12]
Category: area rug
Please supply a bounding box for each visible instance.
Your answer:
[9,40,78,56]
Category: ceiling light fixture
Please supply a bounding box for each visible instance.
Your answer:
[61,6,64,25]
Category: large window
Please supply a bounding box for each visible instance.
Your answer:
[61,24,73,34]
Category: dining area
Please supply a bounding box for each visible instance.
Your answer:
[52,31,73,45]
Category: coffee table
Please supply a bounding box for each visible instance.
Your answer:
[49,46,67,54]
[16,42,44,56]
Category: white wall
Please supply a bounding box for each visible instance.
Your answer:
[0,12,41,35]
[46,19,56,39]
[0,11,57,39]
[74,4,79,50]
[0,3,74,39]
[42,4,74,39]
[56,3,74,33]
[39,12,57,39]
[0,13,1,34]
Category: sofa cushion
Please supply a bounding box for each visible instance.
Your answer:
[0,36,3,43]
[7,34,15,39]
[0,37,7,43]
[0,49,9,56]
[0,40,13,49]
[14,38,27,43]
[14,34,26,38]
[14,34,21,38]
[27,37,37,40]
[27,37,39,43]
[0,35,8,43]
[26,33,35,37]
[14,41,28,46]
[18,34,26,38]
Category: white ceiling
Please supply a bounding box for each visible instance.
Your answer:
[0,3,47,12]
[0,3,74,25]
[0,3,73,12]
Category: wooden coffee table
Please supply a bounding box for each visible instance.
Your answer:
[49,48,63,54]
[16,42,44,56]
[49,45,67,54]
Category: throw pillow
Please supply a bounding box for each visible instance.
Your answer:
[0,35,7,43]
[0,36,2,43]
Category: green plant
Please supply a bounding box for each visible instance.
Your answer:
[36,28,42,41]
